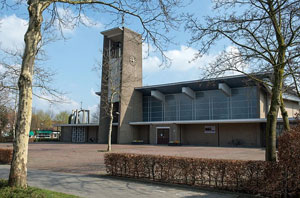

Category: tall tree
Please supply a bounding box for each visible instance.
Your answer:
[0,105,9,135]
[100,57,140,152]
[54,111,69,124]
[0,48,65,104]
[31,110,53,130]
[1,0,184,188]
[1,47,66,138]
[91,103,100,123]
[185,0,300,161]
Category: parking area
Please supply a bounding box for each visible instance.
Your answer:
[0,143,265,174]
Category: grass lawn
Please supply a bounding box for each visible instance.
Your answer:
[0,179,78,198]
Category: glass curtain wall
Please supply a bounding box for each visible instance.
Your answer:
[143,87,258,122]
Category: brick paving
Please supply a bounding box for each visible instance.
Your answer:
[0,143,265,175]
[0,165,247,198]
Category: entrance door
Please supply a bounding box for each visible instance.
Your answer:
[72,127,86,143]
[157,128,169,144]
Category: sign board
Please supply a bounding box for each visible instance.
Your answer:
[204,126,216,134]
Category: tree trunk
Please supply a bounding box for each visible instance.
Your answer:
[8,0,49,188]
[12,91,18,140]
[107,100,113,152]
[265,1,287,161]
[265,71,283,161]
[280,92,290,131]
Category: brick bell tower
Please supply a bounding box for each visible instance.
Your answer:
[98,27,143,144]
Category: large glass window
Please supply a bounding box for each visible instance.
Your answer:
[142,86,258,122]
[165,95,177,121]
[231,87,258,119]
[211,91,229,120]
[195,92,209,120]
[143,97,150,121]
[180,94,193,120]
[150,98,163,121]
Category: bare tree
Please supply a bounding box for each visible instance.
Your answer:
[54,111,69,124]
[0,48,65,103]
[196,49,293,131]
[91,103,100,123]
[185,0,300,161]
[0,105,9,135]
[96,53,140,152]
[287,62,300,97]
[31,109,53,130]
[1,0,184,187]
[0,47,65,138]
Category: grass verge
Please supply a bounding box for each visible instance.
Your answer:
[0,179,78,198]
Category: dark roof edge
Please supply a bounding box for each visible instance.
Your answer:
[100,27,122,36]
[136,73,270,90]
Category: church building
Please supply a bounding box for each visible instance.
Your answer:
[58,27,300,147]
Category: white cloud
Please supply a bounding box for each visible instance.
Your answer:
[214,45,250,76]
[166,46,215,71]
[80,14,102,28]
[0,15,27,50]
[55,8,103,34]
[87,103,98,113]
[142,44,253,79]
[32,92,100,117]
[33,94,80,115]
[90,88,99,97]
[143,45,216,74]
[55,8,75,34]
[142,43,155,59]
[141,44,253,85]
[143,56,161,73]
[0,12,102,50]
[53,97,80,113]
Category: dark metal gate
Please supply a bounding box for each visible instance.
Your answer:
[72,126,86,143]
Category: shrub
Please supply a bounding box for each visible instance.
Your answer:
[105,153,280,196]
[0,137,13,143]
[277,124,300,198]
[34,138,59,142]
[105,123,300,198]
[0,148,13,164]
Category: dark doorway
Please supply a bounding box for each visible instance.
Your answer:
[113,102,119,123]
[157,128,169,144]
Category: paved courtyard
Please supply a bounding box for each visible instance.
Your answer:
[0,143,265,175]
[0,165,252,198]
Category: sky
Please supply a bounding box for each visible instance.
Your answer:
[0,1,233,115]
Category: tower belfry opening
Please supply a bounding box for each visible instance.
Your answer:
[109,41,122,59]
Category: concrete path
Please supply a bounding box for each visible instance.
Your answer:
[0,165,246,198]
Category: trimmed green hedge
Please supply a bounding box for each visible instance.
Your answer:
[105,153,274,195]
[105,124,300,197]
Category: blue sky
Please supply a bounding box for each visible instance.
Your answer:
[0,1,232,115]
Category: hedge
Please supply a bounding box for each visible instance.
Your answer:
[277,124,300,197]
[105,124,300,197]
[105,153,277,196]
[33,138,59,142]
[0,148,13,164]
[0,137,13,143]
